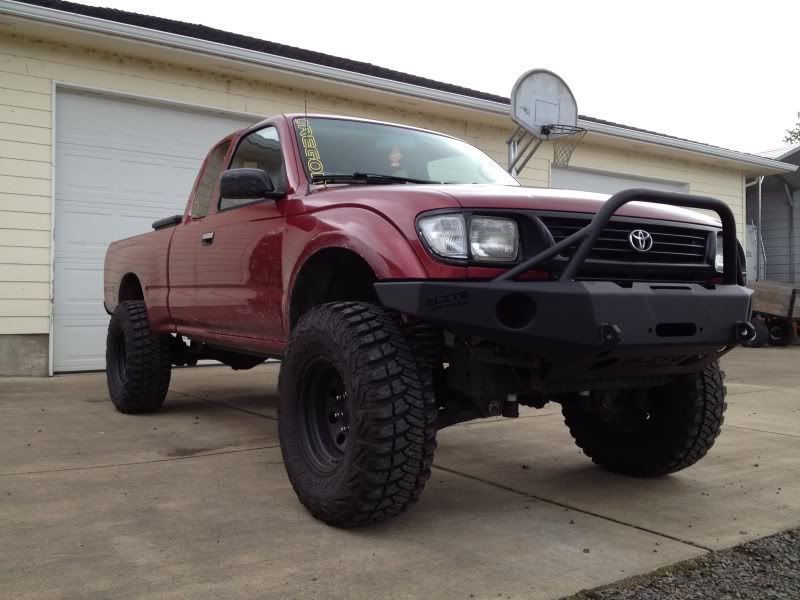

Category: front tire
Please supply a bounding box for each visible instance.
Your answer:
[106,300,171,413]
[278,302,437,527]
[562,363,726,477]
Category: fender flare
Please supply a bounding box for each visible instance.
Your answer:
[283,208,428,327]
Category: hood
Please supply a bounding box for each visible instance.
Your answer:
[299,183,723,229]
[432,185,722,227]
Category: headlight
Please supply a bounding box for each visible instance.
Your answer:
[418,214,467,259]
[469,217,519,262]
[715,232,724,273]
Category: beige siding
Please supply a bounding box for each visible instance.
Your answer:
[0,44,52,337]
[0,33,749,336]
[568,142,746,236]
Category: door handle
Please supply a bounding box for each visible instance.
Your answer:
[201,231,215,245]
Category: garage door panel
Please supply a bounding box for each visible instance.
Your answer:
[119,160,198,200]
[55,265,104,303]
[54,91,254,371]
[551,167,688,195]
[57,150,115,194]
[53,321,110,372]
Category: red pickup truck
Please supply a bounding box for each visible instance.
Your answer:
[104,114,753,526]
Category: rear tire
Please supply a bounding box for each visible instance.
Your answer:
[278,302,437,527]
[741,317,768,348]
[106,300,171,414]
[766,317,795,347]
[562,362,726,477]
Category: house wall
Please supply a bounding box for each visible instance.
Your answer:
[747,187,799,284]
[0,33,749,374]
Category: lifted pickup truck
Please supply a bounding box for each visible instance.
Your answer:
[104,114,753,526]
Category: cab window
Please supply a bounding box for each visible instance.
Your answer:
[191,141,230,218]
[221,127,285,210]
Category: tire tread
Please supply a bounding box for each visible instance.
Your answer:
[278,301,437,527]
[562,363,726,477]
[106,300,171,414]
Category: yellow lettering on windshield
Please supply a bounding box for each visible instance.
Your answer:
[295,119,325,177]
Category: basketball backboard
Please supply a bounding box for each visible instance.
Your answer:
[507,69,585,174]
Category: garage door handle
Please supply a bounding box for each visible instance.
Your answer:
[201,231,215,245]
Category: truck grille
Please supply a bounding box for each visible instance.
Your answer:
[540,216,711,264]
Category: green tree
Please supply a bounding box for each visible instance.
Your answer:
[785,112,800,144]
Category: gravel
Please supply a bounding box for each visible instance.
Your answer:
[564,528,800,600]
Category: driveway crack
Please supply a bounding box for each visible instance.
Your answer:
[723,424,800,438]
[0,444,281,477]
[432,463,712,552]
[171,389,277,420]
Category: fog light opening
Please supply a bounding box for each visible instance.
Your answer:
[495,293,536,329]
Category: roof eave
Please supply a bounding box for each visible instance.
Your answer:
[2,0,796,175]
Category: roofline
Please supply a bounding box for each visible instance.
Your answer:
[775,146,800,161]
[2,0,796,174]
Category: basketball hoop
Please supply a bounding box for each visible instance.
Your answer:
[542,124,587,168]
[507,69,586,174]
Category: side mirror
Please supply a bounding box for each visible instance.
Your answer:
[152,214,182,230]
[220,168,282,200]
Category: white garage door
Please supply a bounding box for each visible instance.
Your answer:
[551,167,688,195]
[54,91,255,372]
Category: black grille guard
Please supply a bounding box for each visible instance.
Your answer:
[495,188,740,284]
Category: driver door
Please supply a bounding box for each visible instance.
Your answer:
[193,126,288,341]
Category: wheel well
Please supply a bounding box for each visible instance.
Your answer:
[118,273,144,303]
[290,248,378,329]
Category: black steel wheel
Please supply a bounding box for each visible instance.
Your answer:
[297,357,351,473]
[106,300,171,413]
[562,362,726,477]
[767,317,795,347]
[278,302,437,527]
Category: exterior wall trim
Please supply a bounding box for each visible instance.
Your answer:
[48,79,55,376]
[1,0,795,175]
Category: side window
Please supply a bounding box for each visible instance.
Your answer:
[221,127,284,210]
[191,141,230,218]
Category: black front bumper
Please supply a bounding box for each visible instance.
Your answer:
[374,279,753,380]
[379,189,754,382]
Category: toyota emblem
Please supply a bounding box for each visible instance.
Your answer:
[628,229,654,252]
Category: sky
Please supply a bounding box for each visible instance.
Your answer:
[73,0,800,157]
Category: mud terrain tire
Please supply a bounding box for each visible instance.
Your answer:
[562,362,726,477]
[278,302,437,527]
[106,300,171,413]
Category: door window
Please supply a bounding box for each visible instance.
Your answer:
[221,127,285,210]
[191,141,230,218]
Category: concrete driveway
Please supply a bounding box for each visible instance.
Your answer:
[2,348,799,599]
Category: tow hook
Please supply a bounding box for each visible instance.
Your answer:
[735,321,756,342]
[599,323,621,346]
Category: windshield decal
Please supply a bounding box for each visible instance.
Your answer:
[389,144,403,168]
[295,119,325,178]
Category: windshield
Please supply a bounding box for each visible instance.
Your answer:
[293,117,519,186]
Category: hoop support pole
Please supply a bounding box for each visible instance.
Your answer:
[506,126,525,145]
[514,139,544,174]
[509,134,538,173]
